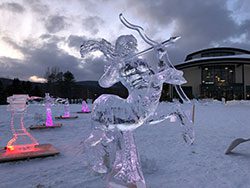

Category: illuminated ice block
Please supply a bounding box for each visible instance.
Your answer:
[82,100,90,112]
[6,94,38,152]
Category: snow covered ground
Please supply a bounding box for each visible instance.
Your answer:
[1,101,250,188]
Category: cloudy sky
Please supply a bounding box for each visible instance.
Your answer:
[0,0,250,82]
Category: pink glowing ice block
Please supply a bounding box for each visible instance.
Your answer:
[81,100,90,112]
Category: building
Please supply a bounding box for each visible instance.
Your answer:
[174,47,250,100]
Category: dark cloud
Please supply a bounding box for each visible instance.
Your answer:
[123,0,249,63]
[240,20,250,41]
[25,0,49,14]
[45,15,68,33]
[0,2,25,13]
[0,34,105,81]
[78,57,105,80]
[1,0,250,82]
[82,16,104,35]
[67,35,88,51]
[0,56,31,79]
[2,36,23,52]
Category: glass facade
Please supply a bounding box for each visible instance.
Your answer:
[201,84,243,100]
[246,86,250,99]
[201,65,235,85]
[201,65,243,100]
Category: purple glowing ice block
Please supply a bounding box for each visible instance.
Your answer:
[81,100,90,113]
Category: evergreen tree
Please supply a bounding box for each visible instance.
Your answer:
[0,80,7,104]
[63,71,75,83]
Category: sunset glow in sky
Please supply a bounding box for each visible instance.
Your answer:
[0,0,250,82]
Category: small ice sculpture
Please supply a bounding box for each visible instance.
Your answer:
[80,14,194,187]
[55,98,78,119]
[77,100,90,113]
[63,99,70,117]
[29,93,62,129]
[45,93,54,126]
[55,97,71,117]
[6,94,38,151]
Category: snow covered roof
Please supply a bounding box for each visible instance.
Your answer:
[185,47,250,61]
[176,53,250,69]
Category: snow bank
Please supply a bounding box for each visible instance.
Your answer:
[1,102,250,188]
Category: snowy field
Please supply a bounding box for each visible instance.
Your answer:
[1,101,250,188]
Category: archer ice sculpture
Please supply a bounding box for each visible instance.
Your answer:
[0,94,59,162]
[30,93,62,129]
[80,14,194,187]
[77,100,91,113]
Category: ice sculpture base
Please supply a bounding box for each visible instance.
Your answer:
[77,111,91,114]
[107,179,146,188]
[29,123,62,130]
[0,144,59,163]
[55,115,78,120]
[107,131,146,188]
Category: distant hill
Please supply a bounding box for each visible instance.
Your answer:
[0,77,129,104]
[76,80,128,98]
[0,77,44,87]
[0,77,170,104]
[0,77,13,86]
[76,80,126,89]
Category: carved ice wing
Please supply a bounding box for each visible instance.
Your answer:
[80,39,116,60]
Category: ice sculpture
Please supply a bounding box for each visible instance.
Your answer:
[45,93,54,126]
[80,14,194,187]
[77,100,91,113]
[6,95,38,151]
[30,93,62,129]
[55,98,78,119]
[0,94,59,162]
[64,99,70,117]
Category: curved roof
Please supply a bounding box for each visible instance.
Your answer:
[176,47,250,69]
[176,54,250,69]
[185,47,250,61]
